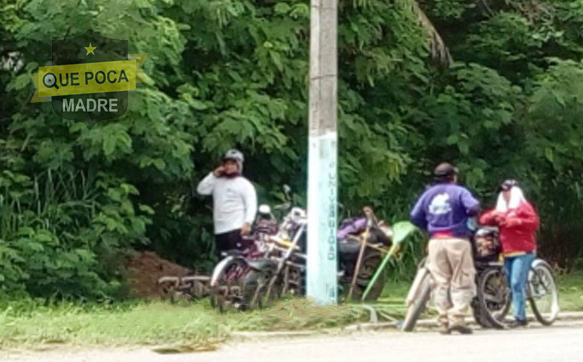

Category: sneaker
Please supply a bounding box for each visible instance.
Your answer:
[448,324,473,335]
[506,319,528,329]
[439,324,451,335]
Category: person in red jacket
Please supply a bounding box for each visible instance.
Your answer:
[479,180,540,328]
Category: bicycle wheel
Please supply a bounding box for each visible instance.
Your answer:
[258,264,287,308]
[471,298,493,329]
[477,267,511,329]
[209,258,249,313]
[402,269,432,332]
[528,260,560,326]
[282,265,304,298]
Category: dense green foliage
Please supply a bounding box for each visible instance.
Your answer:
[1,0,583,299]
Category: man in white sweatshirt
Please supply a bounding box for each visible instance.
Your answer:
[197,149,258,259]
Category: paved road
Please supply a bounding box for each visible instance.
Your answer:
[2,321,583,362]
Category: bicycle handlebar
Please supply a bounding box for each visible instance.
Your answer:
[273,202,292,211]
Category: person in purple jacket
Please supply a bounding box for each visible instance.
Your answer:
[410,163,481,335]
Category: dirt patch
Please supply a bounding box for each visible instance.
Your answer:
[123,251,195,299]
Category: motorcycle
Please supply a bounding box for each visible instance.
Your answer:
[337,206,394,302]
[401,224,498,332]
[261,204,395,305]
[209,188,399,311]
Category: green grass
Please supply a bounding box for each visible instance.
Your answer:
[556,271,583,312]
[0,297,371,351]
[0,272,581,351]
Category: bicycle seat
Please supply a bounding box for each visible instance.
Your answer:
[223,249,245,257]
[247,259,275,271]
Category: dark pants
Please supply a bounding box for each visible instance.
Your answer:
[215,229,244,259]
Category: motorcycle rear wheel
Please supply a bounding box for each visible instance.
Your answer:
[476,266,511,329]
[340,254,385,303]
[471,298,493,328]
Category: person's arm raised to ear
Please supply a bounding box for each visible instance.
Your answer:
[196,166,223,196]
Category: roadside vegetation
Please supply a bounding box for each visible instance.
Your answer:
[0,274,581,351]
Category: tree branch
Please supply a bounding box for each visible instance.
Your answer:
[396,0,453,67]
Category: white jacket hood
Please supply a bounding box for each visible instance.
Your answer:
[496,186,526,213]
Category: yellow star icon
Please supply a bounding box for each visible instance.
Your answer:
[85,43,97,56]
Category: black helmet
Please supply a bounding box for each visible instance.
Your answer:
[433,163,459,183]
[499,179,518,192]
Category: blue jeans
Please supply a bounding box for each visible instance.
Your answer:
[504,253,536,321]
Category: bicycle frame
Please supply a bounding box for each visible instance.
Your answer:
[264,214,307,297]
[209,208,283,289]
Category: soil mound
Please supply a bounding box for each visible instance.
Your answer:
[124,251,194,298]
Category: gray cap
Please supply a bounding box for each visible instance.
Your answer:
[223,149,244,173]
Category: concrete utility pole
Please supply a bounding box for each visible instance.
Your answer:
[306,0,338,306]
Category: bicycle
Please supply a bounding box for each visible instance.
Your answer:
[337,206,394,302]
[476,256,560,328]
[401,226,560,331]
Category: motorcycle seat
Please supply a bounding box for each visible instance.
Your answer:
[338,240,361,256]
[247,259,275,271]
